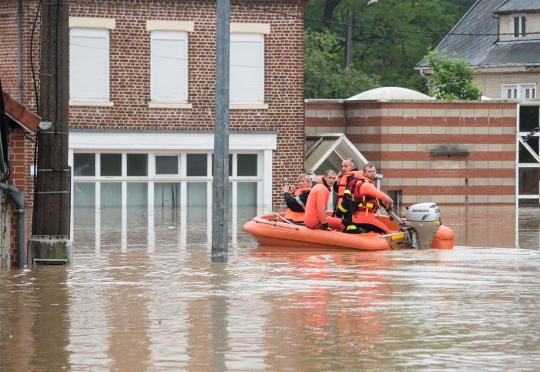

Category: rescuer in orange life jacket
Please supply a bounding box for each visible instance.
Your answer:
[282,174,312,223]
[333,158,359,207]
[304,169,344,231]
[333,158,361,233]
[336,163,394,233]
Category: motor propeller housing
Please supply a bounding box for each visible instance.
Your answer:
[403,203,442,249]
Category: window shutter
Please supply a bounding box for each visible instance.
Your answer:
[70,29,109,100]
[230,34,264,104]
[151,31,188,102]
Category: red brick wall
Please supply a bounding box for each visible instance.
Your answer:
[66,0,307,207]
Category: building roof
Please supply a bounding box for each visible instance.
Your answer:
[494,0,540,14]
[417,0,540,68]
[2,91,41,132]
[347,87,434,101]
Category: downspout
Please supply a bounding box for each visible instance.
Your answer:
[0,183,25,269]
[17,0,23,101]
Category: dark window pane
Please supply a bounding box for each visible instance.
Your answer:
[187,154,207,176]
[514,17,520,37]
[519,106,539,132]
[519,168,540,195]
[522,17,526,36]
[519,137,539,163]
[156,156,178,175]
[74,153,95,176]
[127,154,148,176]
[237,154,257,176]
[101,154,122,176]
[211,154,232,176]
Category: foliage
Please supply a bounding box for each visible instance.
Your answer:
[424,49,482,100]
[303,0,477,95]
[304,29,380,99]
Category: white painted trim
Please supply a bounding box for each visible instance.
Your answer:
[148,102,192,109]
[146,20,194,32]
[230,104,268,110]
[69,17,116,29]
[231,23,270,34]
[69,132,277,151]
[263,149,273,209]
[70,101,114,107]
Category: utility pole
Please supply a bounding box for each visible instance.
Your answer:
[28,0,72,265]
[344,0,379,68]
[345,7,353,68]
[212,0,230,262]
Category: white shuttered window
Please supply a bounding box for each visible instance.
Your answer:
[70,28,109,101]
[151,31,188,102]
[230,34,264,104]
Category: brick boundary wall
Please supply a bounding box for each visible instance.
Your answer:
[305,100,518,206]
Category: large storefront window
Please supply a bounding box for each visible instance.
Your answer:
[71,151,262,208]
[70,131,276,247]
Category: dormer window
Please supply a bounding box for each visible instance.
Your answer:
[513,16,526,37]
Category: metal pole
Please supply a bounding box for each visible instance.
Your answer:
[212,0,230,262]
[345,7,353,68]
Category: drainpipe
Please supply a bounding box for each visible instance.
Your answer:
[0,183,25,269]
[17,0,23,101]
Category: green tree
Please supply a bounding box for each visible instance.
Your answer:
[304,0,477,92]
[424,49,482,100]
[304,29,380,99]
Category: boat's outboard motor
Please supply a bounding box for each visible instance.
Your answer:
[403,203,442,249]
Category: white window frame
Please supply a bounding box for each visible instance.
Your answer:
[502,84,536,100]
[230,33,265,106]
[150,31,189,104]
[70,28,111,103]
[512,15,526,38]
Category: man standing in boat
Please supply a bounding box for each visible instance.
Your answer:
[304,170,344,231]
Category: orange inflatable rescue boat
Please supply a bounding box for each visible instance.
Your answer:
[243,202,454,251]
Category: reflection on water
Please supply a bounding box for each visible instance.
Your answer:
[1,205,540,371]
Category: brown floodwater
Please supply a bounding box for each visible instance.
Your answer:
[1,205,539,371]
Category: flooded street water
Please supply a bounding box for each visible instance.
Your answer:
[1,205,540,371]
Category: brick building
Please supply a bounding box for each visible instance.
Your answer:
[0,0,308,267]
[305,89,518,212]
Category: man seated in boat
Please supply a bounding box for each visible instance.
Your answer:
[304,169,344,231]
[282,174,312,224]
[337,163,394,234]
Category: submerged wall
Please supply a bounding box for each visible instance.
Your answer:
[0,190,10,268]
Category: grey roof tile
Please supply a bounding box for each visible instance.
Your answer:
[417,0,540,68]
[495,0,540,13]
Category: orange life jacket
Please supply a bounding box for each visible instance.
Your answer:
[336,170,357,208]
[349,172,381,216]
[284,187,311,222]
